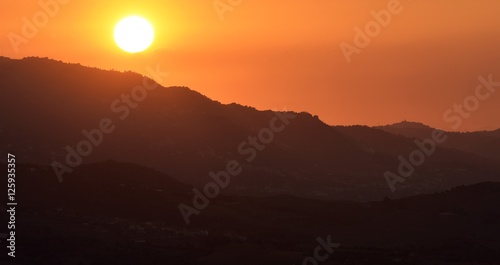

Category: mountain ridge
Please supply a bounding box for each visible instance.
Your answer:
[2,56,500,201]
[376,121,500,161]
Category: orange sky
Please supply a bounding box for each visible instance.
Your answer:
[1,0,500,131]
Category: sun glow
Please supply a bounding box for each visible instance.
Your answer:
[114,16,154,53]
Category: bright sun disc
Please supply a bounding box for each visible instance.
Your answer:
[114,16,154,53]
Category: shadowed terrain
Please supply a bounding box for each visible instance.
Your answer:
[2,161,500,265]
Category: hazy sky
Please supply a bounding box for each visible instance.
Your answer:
[1,0,500,131]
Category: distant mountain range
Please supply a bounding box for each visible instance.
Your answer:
[1,57,499,201]
[377,121,500,161]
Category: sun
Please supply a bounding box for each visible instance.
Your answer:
[114,16,154,53]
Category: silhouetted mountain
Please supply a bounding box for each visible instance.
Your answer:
[377,121,500,161]
[6,161,500,264]
[1,57,500,201]
[377,121,435,137]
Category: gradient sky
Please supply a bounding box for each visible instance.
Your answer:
[1,0,500,131]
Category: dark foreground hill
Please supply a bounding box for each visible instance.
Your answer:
[1,57,500,201]
[2,161,500,265]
